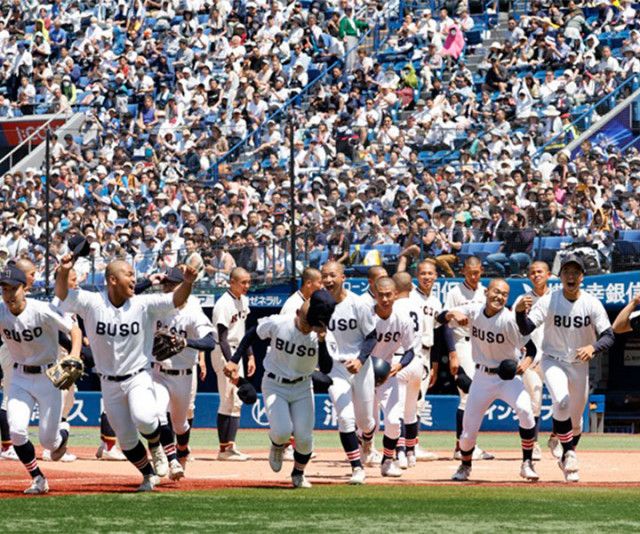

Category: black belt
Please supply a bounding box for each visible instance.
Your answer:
[152,363,193,376]
[266,372,306,384]
[99,367,147,382]
[13,363,54,374]
[476,364,499,375]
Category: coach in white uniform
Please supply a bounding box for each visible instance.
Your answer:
[211,267,254,461]
[280,267,323,316]
[444,256,493,460]
[442,278,539,482]
[321,261,377,485]
[56,256,197,492]
[515,255,614,482]
[0,265,82,494]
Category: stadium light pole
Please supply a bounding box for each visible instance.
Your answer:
[289,109,296,290]
[44,128,51,297]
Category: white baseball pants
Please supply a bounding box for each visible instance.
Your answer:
[542,357,589,436]
[211,346,243,417]
[262,376,314,455]
[7,369,64,450]
[100,370,160,450]
[0,345,13,411]
[396,353,424,425]
[375,374,405,439]
[455,338,474,410]
[152,367,193,435]
[522,363,544,417]
[328,357,375,434]
[188,370,198,419]
[459,369,535,452]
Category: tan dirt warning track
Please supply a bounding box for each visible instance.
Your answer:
[1,447,639,497]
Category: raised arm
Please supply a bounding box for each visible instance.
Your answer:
[55,253,75,301]
[173,265,197,308]
[612,294,640,333]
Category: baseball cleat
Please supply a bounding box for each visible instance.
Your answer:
[453,450,462,461]
[50,422,70,461]
[532,443,542,461]
[150,446,168,477]
[283,445,295,462]
[136,474,159,492]
[560,450,579,483]
[292,473,312,489]
[381,459,402,478]
[24,475,49,495]
[269,444,284,472]
[472,447,495,461]
[43,449,76,462]
[218,447,251,461]
[363,448,382,467]
[548,436,563,460]
[407,452,417,468]
[349,467,366,485]
[96,443,127,461]
[451,464,471,482]
[520,460,539,481]
[0,446,19,461]
[414,445,439,461]
[168,459,185,481]
[397,451,408,470]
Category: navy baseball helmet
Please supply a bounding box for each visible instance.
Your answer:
[236,377,257,404]
[69,235,91,259]
[497,359,518,380]
[371,357,391,386]
[307,289,337,328]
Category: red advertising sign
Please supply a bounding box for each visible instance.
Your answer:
[0,118,67,148]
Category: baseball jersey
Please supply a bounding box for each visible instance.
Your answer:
[0,299,74,366]
[155,295,213,370]
[370,302,416,363]
[59,289,175,376]
[212,290,249,346]
[393,295,423,352]
[257,314,331,380]
[280,290,306,316]
[527,290,611,363]
[445,281,486,342]
[513,288,550,364]
[359,289,376,309]
[327,290,377,362]
[454,302,529,367]
[410,286,442,348]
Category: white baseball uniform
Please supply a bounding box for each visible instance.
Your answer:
[59,289,176,450]
[445,281,486,409]
[258,314,328,455]
[0,299,74,451]
[211,290,250,417]
[280,291,306,316]
[358,289,376,309]
[526,290,611,435]
[152,296,212,435]
[452,303,535,452]
[371,302,416,439]
[326,291,377,434]
[0,343,13,412]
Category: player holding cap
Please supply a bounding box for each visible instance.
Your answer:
[225,289,336,488]
[280,268,323,316]
[515,255,614,482]
[440,279,539,482]
[151,267,215,479]
[55,255,197,492]
[321,261,377,485]
[444,256,494,460]
[0,265,82,494]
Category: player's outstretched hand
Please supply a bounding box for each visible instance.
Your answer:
[515,296,532,313]
[447,311,469,326]
[181,265,198,284]
[389,362,402,378]
[247,355,256,377]
[59,253,75,272]
[149,273,167,286]
[223,361,239,379]
[575,345,595,362]
[633,293,640,306]
[345,358,362,374]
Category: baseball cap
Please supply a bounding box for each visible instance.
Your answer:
[69,235,91,258]
[0,265,27,287]
[560,254,585,273]
[236,377,257,404]
[306,289,337,327]
[163,267,185,284]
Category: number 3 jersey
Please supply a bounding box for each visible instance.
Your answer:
[0,299,74,366]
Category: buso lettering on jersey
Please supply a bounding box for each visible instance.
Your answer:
[2,327,43,342]
[155,320,187,338]
[553,315,591,328]
[328,317,358,332]
[472,326,505,344]
[376,331,402,343]
[274,337,317,357]
[96,321,141,336]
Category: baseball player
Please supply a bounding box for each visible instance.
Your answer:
[0,265,82,494]
[211,267,254,461]
[152,267,214,478]
[359,266,388,308]
[515,255,614,482]
[444,256,494,460]
[441,278,539,482]
[321,261,377,485]
[280,268,323,316]
[370,277,416,478]
[225,289,336,488]
[612,293,640,334]
[55,255,197,492]
[513,261,552,461]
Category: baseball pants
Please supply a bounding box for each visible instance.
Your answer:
[152,367,193,435]
[211,347,243,417]
[328,357,376,434]
[262,375,314,455]
[375,373,406,440]
[0,346,13,411]
[459,369,535,452]
[100,370,160,450]
[188,370,198,420]
[541,357,589,436]
[455,338,474,410]
[522,363,544,417]
[7,369,64,450]
[396,353,424,425]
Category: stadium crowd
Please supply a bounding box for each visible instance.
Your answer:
[0,0,639,287]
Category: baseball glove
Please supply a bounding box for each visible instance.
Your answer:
[153,328,187,361]
[46,356,84,390]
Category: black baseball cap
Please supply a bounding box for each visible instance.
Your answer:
[163,267,185,283]
[0,265,27,287]
[307,289,337,327]
[69,235,91,258]
[560,254,585,273]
